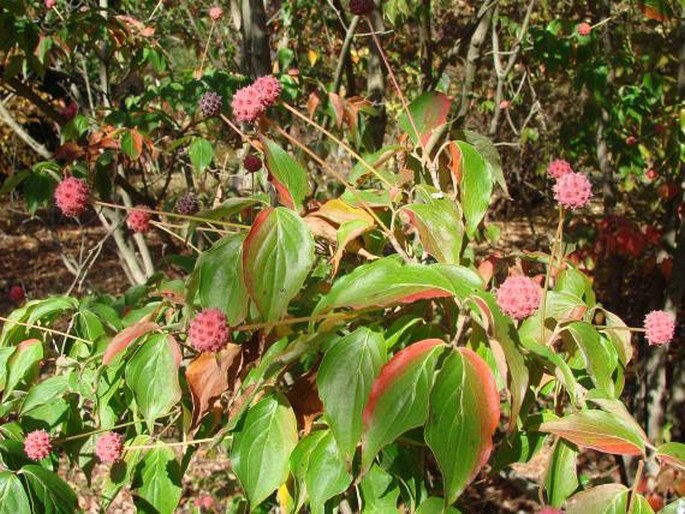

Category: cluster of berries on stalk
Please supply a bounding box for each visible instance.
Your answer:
[231,75,282,123]
[189,308,230,352]
[546,159,593,210]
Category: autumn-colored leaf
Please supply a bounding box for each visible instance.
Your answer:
[103,320,159,365]
[186,345,242,429]
[286,372,323,435]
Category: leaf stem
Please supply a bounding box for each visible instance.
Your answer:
[540,207,565,342]
[125,437,215,451]
[627,459,644,513]
[0,316,91,345]
[54,420,140,444]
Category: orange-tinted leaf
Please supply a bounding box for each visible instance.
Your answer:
[328,92,345,129]
[399,91,452,149]
[312,199,374,226]
[103,320,159,365]
[655,442,685,471]
[186,345,241,429]
[361,339,444,471]
[539,410,646,456]
[286,373,323,435]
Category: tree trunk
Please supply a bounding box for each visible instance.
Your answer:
[240,0,272,77]
[458,4,493,121]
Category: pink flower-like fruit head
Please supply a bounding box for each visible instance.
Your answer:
[244,154,263,173]
[554,171,593,210]
[176,192,200,216]
[231,85,265,123]
[253,75,281,108]
[499,99,510,109]
[45,0,56,8]
[54,177,90,217]
[644,310,676,346]
[127,205,152,234]
[349,0,374,16]
[189,308,229,352]
[208,5,223,21]
[539,508,561,514]
[496,275,542,320]
[547,159,573,180]
[24,429,52,460]
[95,432,124,463]
[576,22,592,36]
[626,135,637,146]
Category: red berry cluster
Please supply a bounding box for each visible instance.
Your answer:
[54,177,90,217]
[349,0,374,16]
[244,154,263,173]
[127,206,152,234]
[189,308,229,352]
[199,91,223,117]
[496,275,542,320]
[24,429,52,460]
[176,192,200,215]
[95,432,124,463]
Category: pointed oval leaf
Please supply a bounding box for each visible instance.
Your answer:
[544,439,579,507]
[231,394,299,508]
[188,137,213,173]
[457,141,492,237]
[186,345,241,429]
[103,320,159,365]
[19,465,79,513]
[402,195,464,264]
[243,207,315,322]
[361,339,445,472]
[262,137,310,211]
[425,348,500,504]
[0,471,31,514]
[655,442,685,471]
[539,410,645,456]
[317,328,386,458]
[4,339,43,396]
[398,91,452,149]
[313,257,458,315]
[563,322,618,398]
[124,333,181,431]
[416,497,463,514]
[132,445,182,514]
[565,484,628,514]
[191,233,249,326]
[305,430,352,513]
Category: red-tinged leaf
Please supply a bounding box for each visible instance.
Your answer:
[167,335,182,368]
[121,129,144,160]
[261,137,309,212]
[313,257,457,315]
[399,91,452,149]
[565,484,628,514]
[307,91,321,118]
[655,442,685,471]
[53,142,86,162]
[447,141,462,182]
[331,219,373,276]
[539,410,646,456]
[243,207,315,321]
[186,345,241,429]
[361,339,445,472]
[425,348,500,503]
[286,373,323,435]
[103,320,159,365]
[328,92,345,129]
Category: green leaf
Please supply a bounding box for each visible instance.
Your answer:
[242,207,315,321]
[313,257,470,316]
[289,431,326,513]
[398,91,451,150]
[101,435,150,510]
[455,130,508,197]
[416,497,462,514]
[305,430,352,513]
[191,233,249,326]
[19,464,79,513]
[349,145,402,185]
[361,339,445,472]
[457,141,492,237]
[188,137,214,173]
[0,471,31,514]
[632,494,656,514]
[402,190,464,264]
[468,292,529,429]
[659,498,685,513]
[132,445,182,514]
[20,374,69,415]
[24,172,55,214]
[655,442,685,470]
[544,439,579,507]
[538,410,646,456]
[120,129,143,160]
[359,464,401,513]
[4,339,43,396]
[565,484,628,514]
[563,322,618,398]
[125,333,181,431]
[231,394,298,508]
[317,328,386,459]
[261,137,310,211]
[425,348,500,504]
